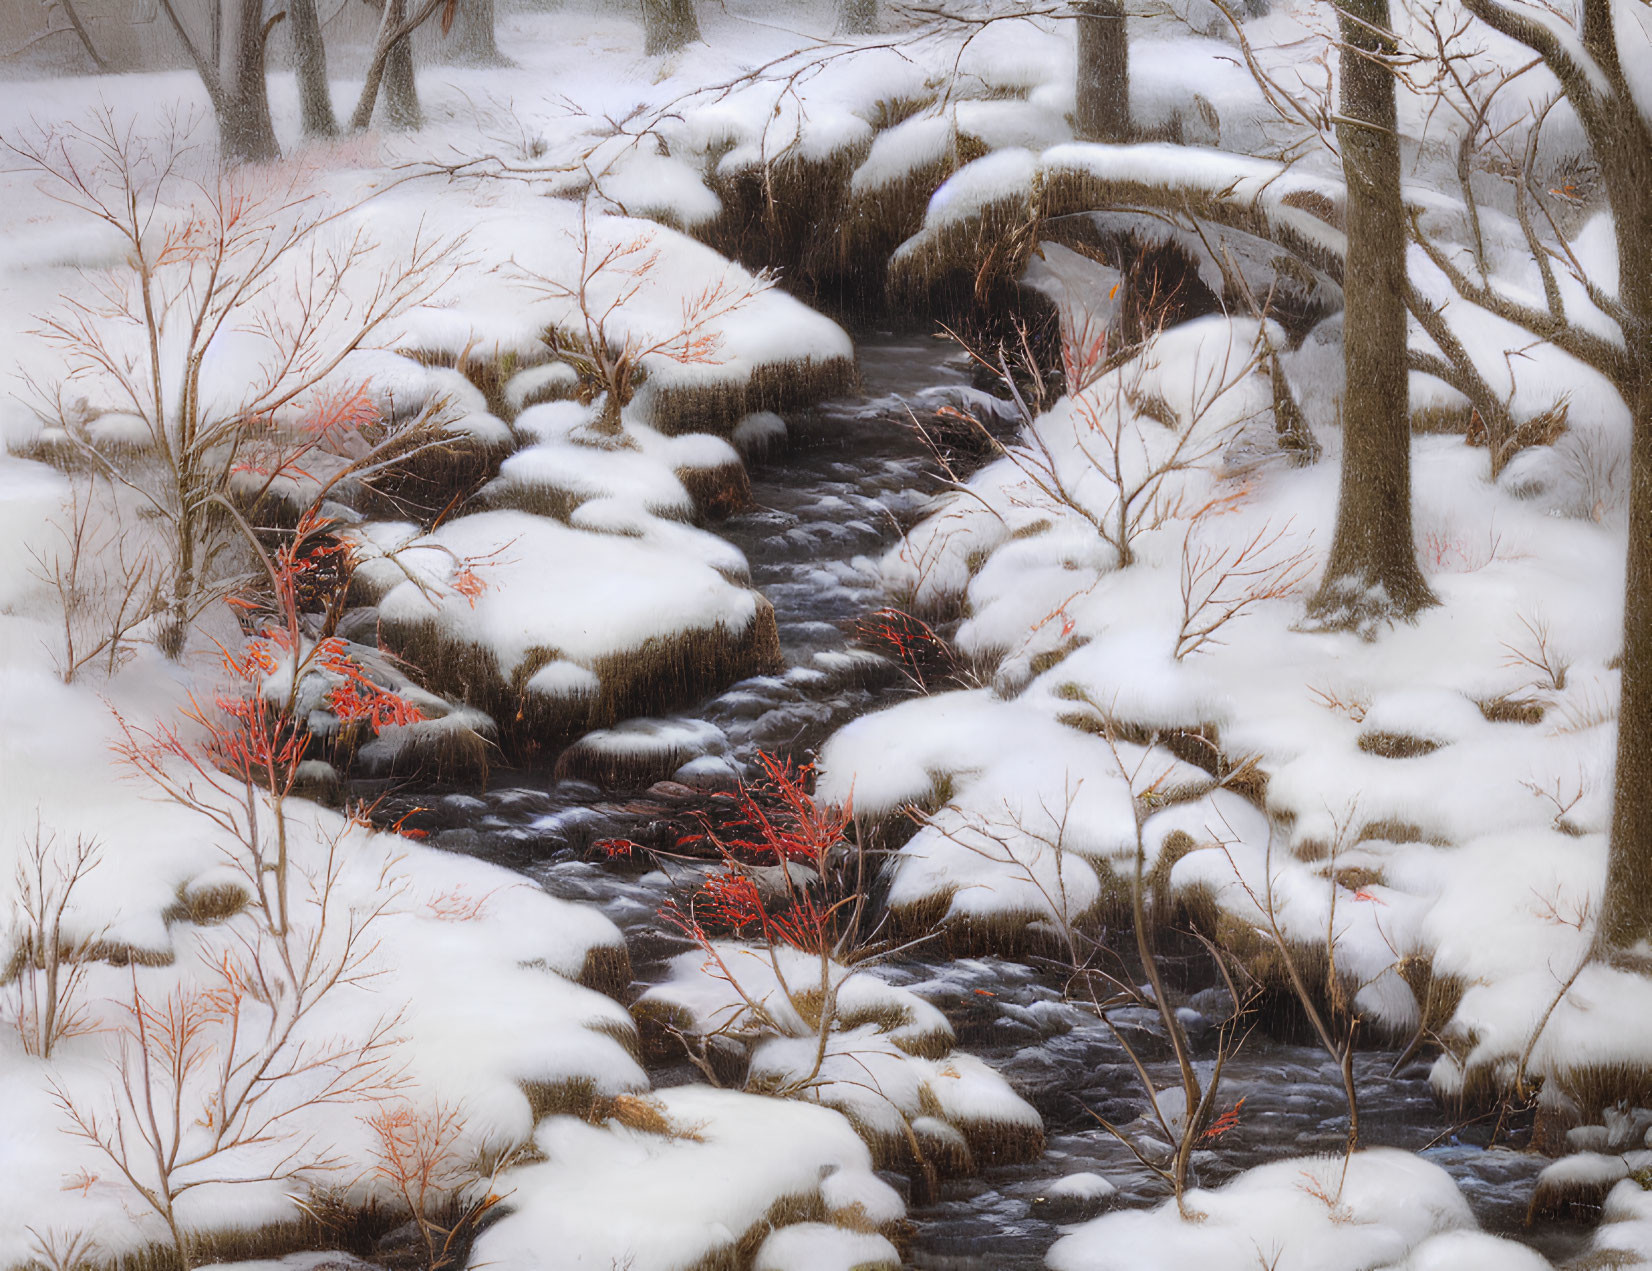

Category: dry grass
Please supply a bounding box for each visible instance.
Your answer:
[377,598,782,754]
[643,354,857,438]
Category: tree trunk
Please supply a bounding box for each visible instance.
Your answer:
[1074,0,1129,142]
[642,0,700,55]
[838,0,877,34]
[56,0,110,71]
[1305,0,1434,630]
[221,0,281,164]
[1595,113,1652,950]
[449,0,504,64]
[383,0,422,131]
[287,0,338,136]
[353,0,432,131]
[159,0,281,164]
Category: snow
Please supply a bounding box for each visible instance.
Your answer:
[753,1223,901,1271]
[1390,1230,1554,1271]
[1047,1150,1477,1271]
[5,0,1652,1265]
[469,1086,892,1271]
[637,941,1038,1157]
[374,508,762,679]
[1049,1171,1119,1204]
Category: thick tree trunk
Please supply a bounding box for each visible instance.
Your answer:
[383,0,422,130]
[1595,114,1652,950]
[449,0,504,64]
[838,0,877,34]
[1074,0,1129,142]
[160,0,281,163]
[287,0,338,136]
[642,0,700,55]
[1606,365,1652,950]
[353,0,432,131]
[222,0,281,163]
[1305,0,1434,630]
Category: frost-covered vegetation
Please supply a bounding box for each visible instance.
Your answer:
[2,0,1652,1268]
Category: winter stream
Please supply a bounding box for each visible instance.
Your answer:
[379,335,1581,1268]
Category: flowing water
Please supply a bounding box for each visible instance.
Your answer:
[391,335,1585,1267]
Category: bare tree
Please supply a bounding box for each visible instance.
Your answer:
[1411,0,1652,950]
[514,203,774,437]
[447,0,503,65]
[1305,0,1436,631]
[365,1098,511,1270]
[6,113,459,657]
[8,0,110,71]
[839,0,878,34]
[158,0,283,164]
[1177,514,1314,660]
[4,828,103,1060]
[352,0,446,131]
[55,832,406,1268]
[26,476,160,684]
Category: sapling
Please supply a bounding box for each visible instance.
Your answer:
[919,734,1263,1214]
[365,1096,513,1271]
[4,827,103,1059]
[938,296,1271,569]
[1209,808,1379,1194]
[514,201,774,437]
[54,829,408,1269]
[1176,511,1314,660]
[1078,737,1261,1216]
[26,475,160,684]
[7,112,461,658]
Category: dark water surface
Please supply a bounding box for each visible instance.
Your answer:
[398,335,1585,1268]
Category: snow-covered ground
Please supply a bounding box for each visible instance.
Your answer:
[3,0,1652,1268]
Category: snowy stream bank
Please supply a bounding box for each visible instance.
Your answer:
[375,336,1586,1269]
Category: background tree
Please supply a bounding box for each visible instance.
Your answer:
[6,116,459,657]
[352,0,445,131]
[642,0,701,55]
[26,0,109,72]
[1074,0,1129,141]
[158,0,282,163]
[1304,0,1435,629]
[839,0,877,35]
[288,0,338,137]
[1430,0,1652,948]
[447,0,503,64]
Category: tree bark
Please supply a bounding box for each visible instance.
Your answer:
[448,0,504,64]
[382,0,422,130]
[287,0,338,137]
[1305,0,1434,629]
[838,0,877,34]
[159,0,281,164]
[352,0,443,131]
[1074,0,1129,143]
[227,0,282,162]
[642,0,700,55]
[1594,115,1652,948]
